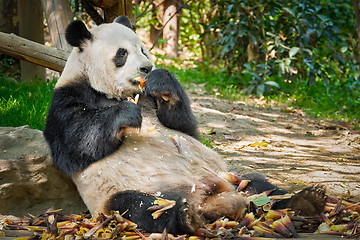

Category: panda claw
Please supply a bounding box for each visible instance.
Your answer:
[162,95,170,101]
[289,185,327,216]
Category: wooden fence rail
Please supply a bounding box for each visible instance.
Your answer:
[0,32,69,72]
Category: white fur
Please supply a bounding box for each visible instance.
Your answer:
[56,22,155,99]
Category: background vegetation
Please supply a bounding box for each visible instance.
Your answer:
[0,0,359,130]
[137,0,360,124]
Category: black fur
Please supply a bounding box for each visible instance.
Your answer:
[113,15,134,30]
[107,190,195,234]
[241,172,288,195]
[44,70,199,174]
[113,48,128,68]
[241,173,327,213]
[144,69,198,139]
[65,20,92,50]
[289,185,327,215]
[241,172,290,209]
[43,79,142,175]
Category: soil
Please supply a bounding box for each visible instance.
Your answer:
[189,92,360,202]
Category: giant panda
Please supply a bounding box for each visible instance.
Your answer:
[44,16,326,235]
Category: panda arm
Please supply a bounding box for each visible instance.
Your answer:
[44,82,142,175]
[144,69,198,138]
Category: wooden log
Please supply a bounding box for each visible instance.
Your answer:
[0,32,70,72]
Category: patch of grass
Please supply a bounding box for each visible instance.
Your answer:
[200,135,214,149]
[0,76,56,130]
[271,77,360,125]
[167,65,247,99]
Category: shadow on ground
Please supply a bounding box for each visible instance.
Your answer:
[191,94,360,201]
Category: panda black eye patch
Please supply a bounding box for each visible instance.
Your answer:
[141,48,148,59]
[113,48,128,67]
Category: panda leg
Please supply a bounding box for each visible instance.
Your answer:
[106,190,202,234]
[198,180,248,221]
[201,191,248,221]
[240,172,289,209]
[241,172,327,215]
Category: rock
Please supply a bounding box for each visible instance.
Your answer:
[0,126,87,216]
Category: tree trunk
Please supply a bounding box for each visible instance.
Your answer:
[150,1,162,46]
[86,0,133,23]
[18,0,46,81]
[104,0,132,23]
[162,0,180,58]
[0,0,18,34]
[42,0,73,51]
[353,0,360,65]
[0,0,20,75]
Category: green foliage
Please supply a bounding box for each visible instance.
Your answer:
[169,0,357,100]
[205,0,356,95]
[159,0,359,123]
[0,76,55,130]
[1,55,16,70]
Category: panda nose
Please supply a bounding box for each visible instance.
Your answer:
[139,65,153,74]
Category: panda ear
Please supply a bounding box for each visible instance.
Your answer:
[65,20,92,48]
[113,15,135,31]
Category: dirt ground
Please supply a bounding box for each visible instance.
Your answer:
[189,92,360,202]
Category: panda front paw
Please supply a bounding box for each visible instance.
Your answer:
[114,100,142,131]
[144,69,183,106]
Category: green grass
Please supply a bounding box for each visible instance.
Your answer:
[166,65,360,127]
[167,65,246,98]
[272,77,360,125]
[0,76,56,130]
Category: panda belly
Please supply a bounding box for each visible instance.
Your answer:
[71,111,232,217]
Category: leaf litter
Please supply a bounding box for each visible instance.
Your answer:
[1,172,359,239]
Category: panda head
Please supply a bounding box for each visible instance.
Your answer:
[58,16,154,99]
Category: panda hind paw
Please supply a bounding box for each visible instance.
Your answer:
[289,185,327,216]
